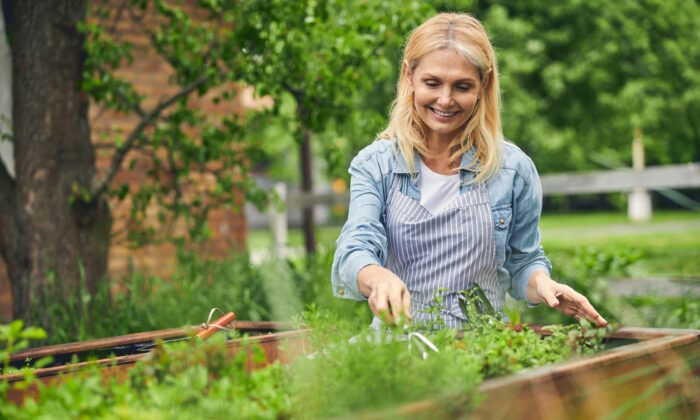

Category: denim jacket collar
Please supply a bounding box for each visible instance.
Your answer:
[392,143,480,183]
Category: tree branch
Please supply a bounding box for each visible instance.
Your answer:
[282,81,347,114]
[166,146,183,213]
[114,85,146,118]
[89,73,210,199]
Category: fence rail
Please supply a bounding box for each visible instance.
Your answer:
[540,163,700,195]
[286,163,700,207]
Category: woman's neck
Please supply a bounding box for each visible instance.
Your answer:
[422,135,459,175]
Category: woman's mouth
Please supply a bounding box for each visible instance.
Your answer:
[428,106,459,118]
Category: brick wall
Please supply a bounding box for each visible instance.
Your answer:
[0,0,263,321]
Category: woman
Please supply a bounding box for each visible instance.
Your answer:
[331,13,607,329]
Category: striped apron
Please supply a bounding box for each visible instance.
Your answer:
[373,174,503,330]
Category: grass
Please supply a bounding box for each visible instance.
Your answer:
[539,209,700,228]
[539,210,700,279]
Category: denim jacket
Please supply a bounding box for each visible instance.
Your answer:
[331,138,552,304]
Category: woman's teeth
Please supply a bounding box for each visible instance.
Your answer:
[430,107,457,117]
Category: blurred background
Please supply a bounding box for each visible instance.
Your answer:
[0,0,698,343]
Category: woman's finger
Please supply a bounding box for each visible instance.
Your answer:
[387,287,405,324]
[539,284,560,308]
[370,289,391,323]
[560,290,608,327]
[402,288,412,322]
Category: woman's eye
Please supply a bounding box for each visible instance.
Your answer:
[456,85,472,91]
[424,80,439,88]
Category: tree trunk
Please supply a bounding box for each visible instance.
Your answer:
[297,106,316,254]
[0,1,112,332]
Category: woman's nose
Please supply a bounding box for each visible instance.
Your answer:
[436,88,454,108]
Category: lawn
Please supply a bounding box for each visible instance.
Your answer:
[539,210,700,280]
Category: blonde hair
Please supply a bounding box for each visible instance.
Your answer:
[380,13,503,183]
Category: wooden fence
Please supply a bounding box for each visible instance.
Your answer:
[285,163,700,207]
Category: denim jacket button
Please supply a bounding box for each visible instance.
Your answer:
[338,288,345,296]
[499,218,505,225]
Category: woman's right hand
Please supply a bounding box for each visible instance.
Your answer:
[358,265,412,325]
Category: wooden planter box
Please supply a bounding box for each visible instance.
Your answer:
[3,324,698,418]
[2,320,311,405]
[381,326,700,419]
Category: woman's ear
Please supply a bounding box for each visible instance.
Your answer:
[403,60,414,90]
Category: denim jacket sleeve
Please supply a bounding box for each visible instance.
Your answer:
[504,155,552,303]
[330,148,390,301]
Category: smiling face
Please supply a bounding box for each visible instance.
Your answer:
[408,49,483,146]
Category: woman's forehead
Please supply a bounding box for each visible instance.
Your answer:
[413,49,480,80]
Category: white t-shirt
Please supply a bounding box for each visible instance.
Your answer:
[418,159,460,215]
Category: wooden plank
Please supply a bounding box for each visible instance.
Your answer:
[8,320,294,362]
[3,328,312,405]
[3,328,311,384]
[540,163,700,195]
[473,334,700,419]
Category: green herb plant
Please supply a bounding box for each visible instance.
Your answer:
[0,321,51,419]
[1,304,606,418]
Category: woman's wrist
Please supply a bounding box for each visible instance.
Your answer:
[526,270,554,304]
[357,264,383,297]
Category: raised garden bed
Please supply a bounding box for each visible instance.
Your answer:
[2,323,698,418]
[388,326,700,418]
[2,319,310,405]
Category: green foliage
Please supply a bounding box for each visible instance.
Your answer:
[0,114,11,142]
[291,320,482,417]
[33,251,273,345]
[230,0,434,181]
[6,338,292,419]
[1,309,605,418]
[625,296,700,329]
[516,242,700,330]
[235,0,700,186]
[287,248,373,327]
[0,321,50,415]
[79,0,436,246]
[480,0,700,170]
[82,0,270,245]
[565,245,641,305]
[126,337,292,418]
[31,246,359,346]
[0,321,48,373]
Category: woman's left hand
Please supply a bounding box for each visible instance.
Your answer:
[527,271,608,327]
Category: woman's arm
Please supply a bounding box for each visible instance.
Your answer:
[331,150,412,324]
[506,157,607,327]
[331,152,390,297]
[503,157,552,301]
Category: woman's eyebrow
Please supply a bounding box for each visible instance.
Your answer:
[421,73,477,83]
